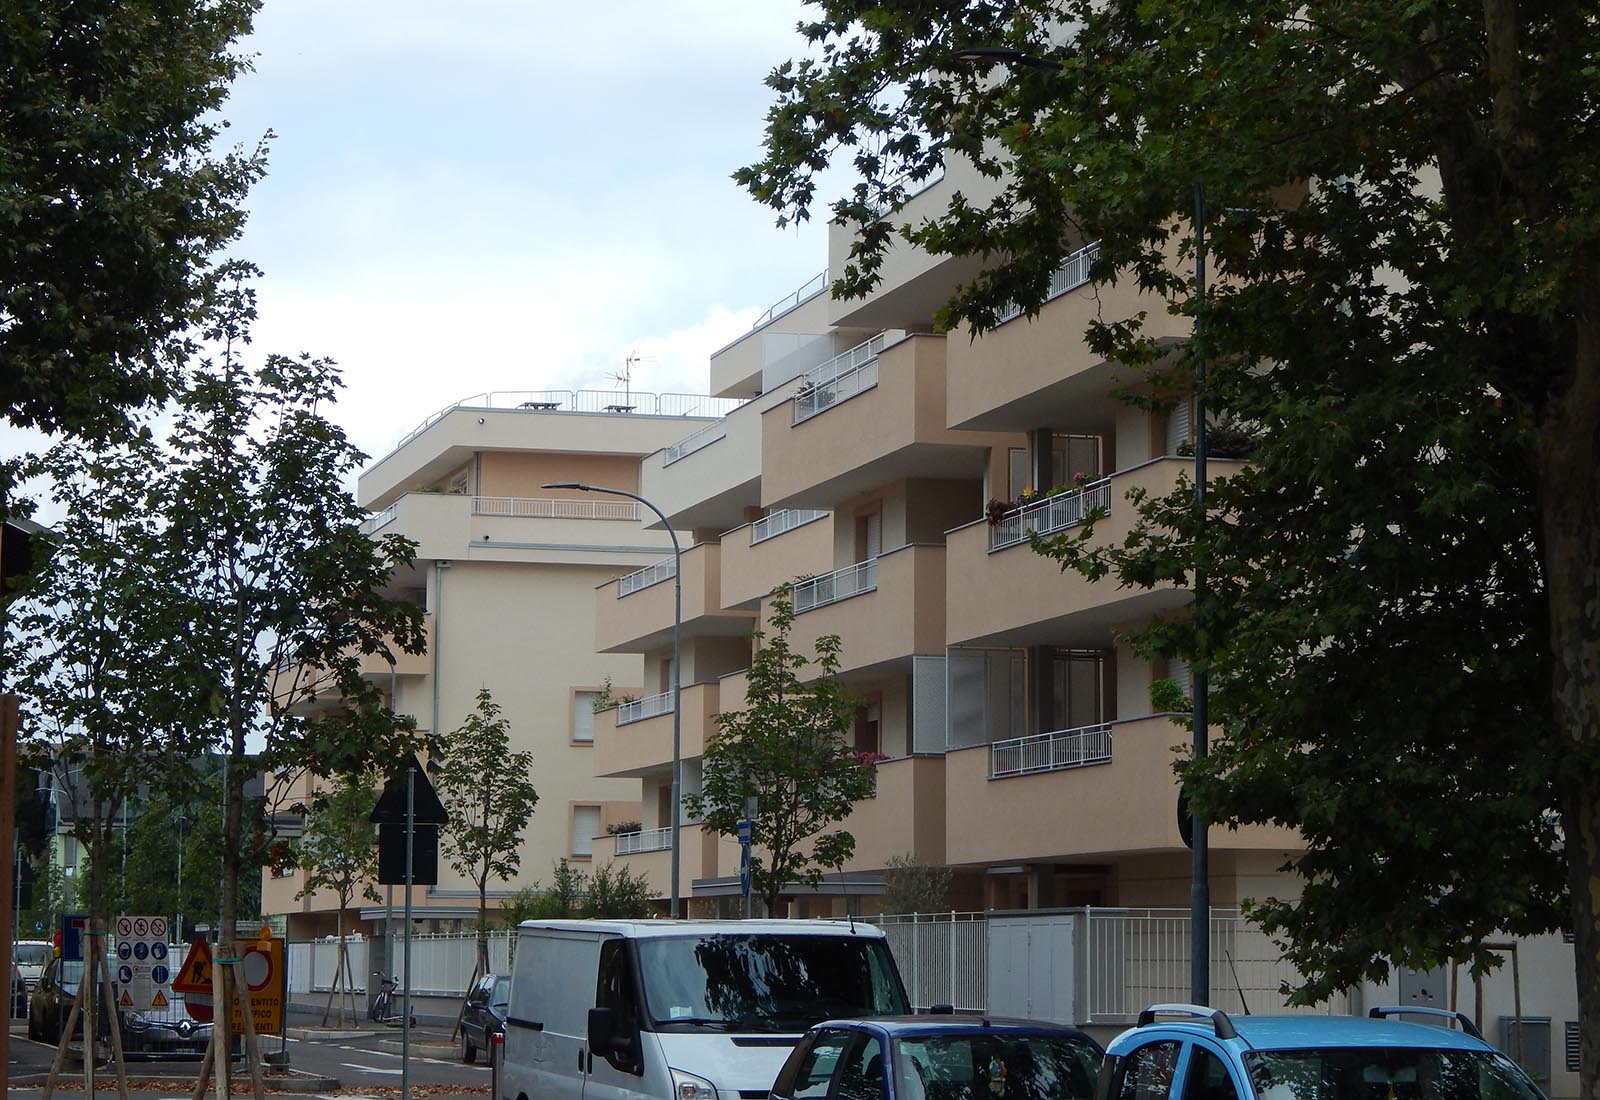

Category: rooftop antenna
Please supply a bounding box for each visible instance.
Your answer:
[608,352,656,406]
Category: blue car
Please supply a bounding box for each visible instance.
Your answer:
[1098,1004,1546,1100]
[771,1015,1103,1100]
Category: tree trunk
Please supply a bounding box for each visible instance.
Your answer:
[1536,316,1600,1100]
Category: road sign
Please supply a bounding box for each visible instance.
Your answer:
[172,937,214,995]
[117,913,170,1008]
[228,937,284,1034]
[60,914,89,961]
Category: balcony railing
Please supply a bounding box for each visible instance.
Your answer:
[617,690,675,726]
[990,478,1112,550]
[793,332,895,423]
[990,722,1113,778]
[613,826,672,855]
[794,559,878,613]
[752,270,829,330]
[663,422,726,465]
[394,390,750,449]
[473,496,639,521]
[995,241,1101,325]
[619,555,677,596]
[363,504,398,534]
[750,509,828,545]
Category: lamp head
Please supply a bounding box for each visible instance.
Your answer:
[947,46,1060,69]
[543,481,589,491]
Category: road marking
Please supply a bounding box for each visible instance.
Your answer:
[340,1062,404,1075]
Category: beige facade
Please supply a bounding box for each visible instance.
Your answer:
[262,395,737,939]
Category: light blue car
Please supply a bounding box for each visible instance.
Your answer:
[1097,1004,1546,1100]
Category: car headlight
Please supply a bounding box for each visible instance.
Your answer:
[671,1068,719,1100]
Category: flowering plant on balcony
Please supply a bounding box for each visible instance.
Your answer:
[851,750,889,767]
[985,480,1096,525]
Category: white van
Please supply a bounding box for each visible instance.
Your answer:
[501,920,909,1100]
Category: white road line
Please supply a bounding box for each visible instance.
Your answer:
[340,1062,404,1075]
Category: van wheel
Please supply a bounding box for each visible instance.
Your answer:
[461,1029,477,1064]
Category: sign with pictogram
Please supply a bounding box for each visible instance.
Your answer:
[116,914,171,1008]
[151,990,168,1008]
[228,936,284,1034]
[172,937,213,995]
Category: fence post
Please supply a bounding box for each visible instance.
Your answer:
[912,919,921,1009]
[949,912,957,1008]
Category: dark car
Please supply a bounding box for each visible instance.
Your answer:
[27,954,212,1059]
[459,972,509,1064]
[771,1015,1103,1100]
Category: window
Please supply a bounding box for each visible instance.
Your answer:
[792,1030,855,1100]
[1182,1048,1240,1100]
[1050,434,1102,487]
[572,805,601,858]
[596,938,642,1075]
[837,1035,886,1100]
[573,691,598,743]
[855,699,881,755]
[1116,1042,1181,1100]
[1051,650,1105,729]
[1008,448,1030,500]
[856,510,882,561]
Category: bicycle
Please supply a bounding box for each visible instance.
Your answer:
[370,973,416,1027]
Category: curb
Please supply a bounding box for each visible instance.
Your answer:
[374,1038,457,1057]
[286,1025,377,1040]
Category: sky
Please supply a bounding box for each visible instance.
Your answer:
[221,0,834,473]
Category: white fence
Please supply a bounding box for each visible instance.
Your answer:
[990,722,1113,778]
[793,331,898,423]
[873,912,989,1012]
[996,241,1101,325]
[620,556,677,596]
[751,509,828,545]
[991,479,1112,550]
[287,932,515,998]
[614,826,673,854]
[617,690,675,726]
[664,423,727,465]
[474,496,639,521]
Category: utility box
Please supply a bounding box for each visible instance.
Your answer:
[1498,1016,1551,1093]
[1397,966,1449,1020]
[986,914,1077,1023]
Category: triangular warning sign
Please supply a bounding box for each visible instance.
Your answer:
[172,937,214,995]
[151,990,168,1007]
[120,990,133,1007]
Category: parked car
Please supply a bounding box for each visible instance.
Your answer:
[27,954,211,1059]
[459,972,509,1063]
[771,1015,1103,1100]
[14,940,52,990]
[503,919,910,1100]
[1098,1004,1548,1100]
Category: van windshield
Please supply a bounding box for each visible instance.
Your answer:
[636,933,907,1032]
[14,945,50,966]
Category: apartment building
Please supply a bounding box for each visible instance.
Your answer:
[261,389,743,939]
[588,151,1301,917]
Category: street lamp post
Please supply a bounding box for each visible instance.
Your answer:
[545,482,684,919]
[948,45,1212,1003]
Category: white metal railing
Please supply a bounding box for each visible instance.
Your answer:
[871,912,988,1013]
[996,241,1101,324]
[794,558,877,613]
[990,721,1112,778]
[393,391,749,449]
[473,496,639,521]
[990,478,1111,550]
[613,826,672,855]
[793,332,892,423]
[286,931,517,998]
[751,509,828,545]
[363,504,398,534]
[663,422,726,465]
[617,689,675,725]
[752,270,829,330]
[619,555,677,596]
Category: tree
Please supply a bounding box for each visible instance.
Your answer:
[0,0,265,441]
[143,275,430,1078]
[741,2,1600,1089]
[685,586,875,915]
[437,688,539,978]
[882,853,954,916]
[500,859,655,922]
[296,771,381,1027]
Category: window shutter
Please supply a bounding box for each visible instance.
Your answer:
[572,806,601,857]
[573,692,596,742]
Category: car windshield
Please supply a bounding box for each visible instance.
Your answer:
[15,944,49,966]
[491,976,510,1008]
[1244,1047,1545,1100]
[896,1032,1100,1100]
[635,934,908,1031]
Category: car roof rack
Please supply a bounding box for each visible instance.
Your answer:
[1137,1004,1238,1040]
[1367,1006,1483,1040]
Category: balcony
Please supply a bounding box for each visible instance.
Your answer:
[777,544,946,677]
[277,615,433,716]
[591,822,732,899]
[612,826,672,855]
[762,334,1020,511]
[721,512,834,611]
[593,680,719,779]
[946,459,1202,649]
[839,755,947,870]
[944,715,1298,866]
[364,491,671,565]
[594,541,754,653]
[946,239,1193,433]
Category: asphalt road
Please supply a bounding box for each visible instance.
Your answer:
[5,1011,495,1097]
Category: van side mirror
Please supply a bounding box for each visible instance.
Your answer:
[588,1007,617,1053]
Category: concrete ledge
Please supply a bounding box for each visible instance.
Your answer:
[264,1069,342,1092]
[375,1038,457,1057]
[286,1025,377,1040]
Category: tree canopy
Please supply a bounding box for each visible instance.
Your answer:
[685,586,875,915]
[742,2,1600,1089]
[0,0,265,440]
